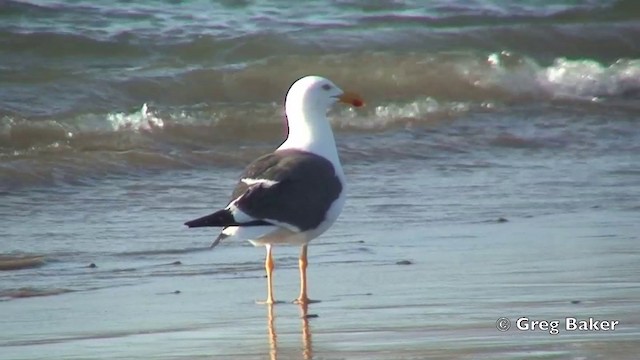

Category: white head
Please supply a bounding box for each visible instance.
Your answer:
[279,76,363,162]
[284,76,363,117]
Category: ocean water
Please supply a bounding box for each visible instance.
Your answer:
[1,1,640,359]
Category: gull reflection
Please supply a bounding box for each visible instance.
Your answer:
[265,303,314,360]
[298,302,313,360]
[267,304,278,360]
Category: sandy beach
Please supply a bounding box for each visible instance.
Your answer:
[2,207,639,359]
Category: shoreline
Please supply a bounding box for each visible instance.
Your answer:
[2,212,639,359]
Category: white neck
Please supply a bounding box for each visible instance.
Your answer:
[278,101,342,169]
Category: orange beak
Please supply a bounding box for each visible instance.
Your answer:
[338,91,364,107]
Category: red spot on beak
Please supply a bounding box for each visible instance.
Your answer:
[338,91,364,107]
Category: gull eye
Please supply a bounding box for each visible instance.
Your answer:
[322,84,332,91]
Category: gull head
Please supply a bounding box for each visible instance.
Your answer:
[285,76,364,117]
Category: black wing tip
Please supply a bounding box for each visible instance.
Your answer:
[184,209,235,228]
[184,210,273,228]
[184,220,199,228]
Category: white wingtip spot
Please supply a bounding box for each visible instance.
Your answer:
[241,178,279,187]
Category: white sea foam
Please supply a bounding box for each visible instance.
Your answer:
[106,103,164,132]
[484,52,640,101]
[539,58,640,99]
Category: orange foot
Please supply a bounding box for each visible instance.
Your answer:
[256,299,285,305]
[293,297,320,305]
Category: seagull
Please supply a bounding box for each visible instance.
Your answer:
[185,75,364,304]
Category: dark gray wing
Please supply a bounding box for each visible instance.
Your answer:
[228,149,343,232]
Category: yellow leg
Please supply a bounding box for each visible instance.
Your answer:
[260,244,276,305]
[294,245,318,304]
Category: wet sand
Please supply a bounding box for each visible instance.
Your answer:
[2,211,638,360]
